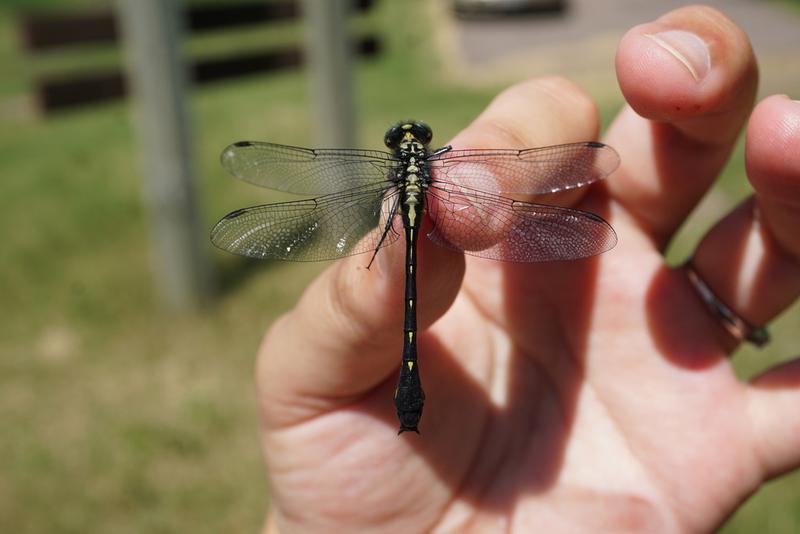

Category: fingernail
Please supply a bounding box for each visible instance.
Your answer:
[644,30,710,82]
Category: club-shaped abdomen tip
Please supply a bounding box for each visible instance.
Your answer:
[397,411,422,434]
[395,386,425,435]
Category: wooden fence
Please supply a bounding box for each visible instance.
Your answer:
[19,0,380,113]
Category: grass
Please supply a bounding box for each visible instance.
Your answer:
[0,0,798,532]
[777,0,800,13]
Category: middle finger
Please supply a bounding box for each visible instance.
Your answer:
[605,5,758,250]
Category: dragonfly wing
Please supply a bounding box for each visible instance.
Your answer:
[426,184,616,262]
[220,142,397,195]
[211,185,401,261]
[427,142,619,196]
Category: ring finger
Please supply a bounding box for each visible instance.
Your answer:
[685,95,800,347]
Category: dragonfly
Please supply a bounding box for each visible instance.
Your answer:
[211,120,619,434]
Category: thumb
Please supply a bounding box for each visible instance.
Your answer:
[256,227,464,431]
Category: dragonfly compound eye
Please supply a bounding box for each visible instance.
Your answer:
[384,125,404,149]
[411,122,432,144]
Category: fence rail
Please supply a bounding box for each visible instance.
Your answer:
[20,0,379,113]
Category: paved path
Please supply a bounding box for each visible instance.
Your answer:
[439,0,800,99]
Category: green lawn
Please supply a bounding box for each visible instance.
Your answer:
[0,1,798,532]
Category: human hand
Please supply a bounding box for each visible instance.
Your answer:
[258,6,800,532]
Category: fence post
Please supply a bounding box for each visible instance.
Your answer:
[115,0,214,308]
[302,0,355,148]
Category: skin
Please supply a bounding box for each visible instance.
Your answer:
[257,6,800,533]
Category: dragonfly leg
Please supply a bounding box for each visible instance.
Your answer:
[430,145,453,158]
[367,194,402,270]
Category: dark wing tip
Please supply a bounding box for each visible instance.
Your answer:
[210,209,248,251]
[583,210,606,223]
[210,210,247,251]
[223,208,248,220]
[584,141,621,177]
[220,142,253,172]
[591,212,619,252]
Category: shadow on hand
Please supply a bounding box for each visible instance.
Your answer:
[354,193,610,510]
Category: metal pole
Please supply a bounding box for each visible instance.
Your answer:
[302,0,355,148]
[116,0,214,308]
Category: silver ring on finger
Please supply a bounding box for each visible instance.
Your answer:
[682,258,770,347]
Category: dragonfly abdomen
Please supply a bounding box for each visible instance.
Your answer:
[392,127,433,433]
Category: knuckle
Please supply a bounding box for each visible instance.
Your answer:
[476,76,598,146]
[537,77,598,125]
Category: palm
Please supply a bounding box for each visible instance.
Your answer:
[263,195,757,533]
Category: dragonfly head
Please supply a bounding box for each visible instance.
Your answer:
[384,120,433,149]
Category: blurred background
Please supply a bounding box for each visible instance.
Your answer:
[1,0,798,531]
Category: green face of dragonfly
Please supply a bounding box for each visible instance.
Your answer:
[384,121,433,149]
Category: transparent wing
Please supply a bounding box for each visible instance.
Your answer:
[426,183,616,262]
[220,142,397,195]
[211,185,401,261]
[427,142,619,196]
